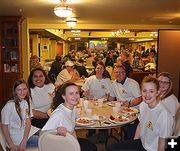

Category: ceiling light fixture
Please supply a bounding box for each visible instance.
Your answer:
[54,0,72,18]
[111,29,130,37]
[66,17,77,27]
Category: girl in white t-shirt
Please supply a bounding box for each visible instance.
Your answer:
[28,68,55,128]
[42,82,97,151]
[107,76,174,151]
[1,79,38,151]
[157,72,179,116]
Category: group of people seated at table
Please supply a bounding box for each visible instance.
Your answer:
[0,57,179,151]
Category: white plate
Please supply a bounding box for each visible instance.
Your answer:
[90,115,106,121]
[109,116,130,124]
[121,107,139,114]
[76,117,95,126]
[106,101,116,107]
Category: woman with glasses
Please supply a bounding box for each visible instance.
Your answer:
[157,72,179,116]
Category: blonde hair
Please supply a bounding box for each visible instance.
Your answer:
[141,75,160,91]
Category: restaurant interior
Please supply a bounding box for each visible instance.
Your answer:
[0,0,180,150]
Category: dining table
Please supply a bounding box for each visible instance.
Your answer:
[75,99,139,147]
[75,99,139,130]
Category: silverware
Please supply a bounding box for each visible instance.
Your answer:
[99,120,101,126]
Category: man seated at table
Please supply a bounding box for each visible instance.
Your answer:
[55,60,80,87]
[109,64,142,140]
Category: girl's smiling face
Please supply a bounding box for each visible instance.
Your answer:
[158,76,170,95]
[141,82,159,108]
[62,85,80,109]
[95,64,104,77]
[16,83,28,100]
[32,70,45,87]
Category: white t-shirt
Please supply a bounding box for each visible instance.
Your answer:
[161,94,179,116]
[31,83,55,113]
[139,102,174,151]
[55,69,72,86]
[81,75,114,99]
[111,77,141,107]
[42,104,76,134]
[1,100,33,145]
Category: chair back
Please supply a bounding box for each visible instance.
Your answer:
[38,130,80,151]
[0,124,7,151]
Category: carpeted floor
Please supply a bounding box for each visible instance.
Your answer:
[76,128,123,151]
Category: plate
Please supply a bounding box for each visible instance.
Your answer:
[76,117,95,126]
[121,107,139,114]
[109,115,130,124]
[90,115,106,121]
[106,101,116,107]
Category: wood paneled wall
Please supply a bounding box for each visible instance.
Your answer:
[158,30,180,99]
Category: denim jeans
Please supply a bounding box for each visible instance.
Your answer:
[27,135,39,147]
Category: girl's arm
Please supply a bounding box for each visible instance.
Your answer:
[32,109,49,119]
[82,89,90,97]
[158,137,165,151]
[1,124,18,151]
[134,123,141,139]
[18,118,31,151]
[71,131,77,138]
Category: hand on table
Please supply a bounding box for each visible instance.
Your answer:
[122,100,129,107]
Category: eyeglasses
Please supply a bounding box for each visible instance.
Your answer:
[158,80,170,85]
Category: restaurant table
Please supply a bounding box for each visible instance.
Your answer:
[75,100,138,147]
[76,100,138,129]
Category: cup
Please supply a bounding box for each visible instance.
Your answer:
[86,108,92,116]
[115,102,122,108]
[112,106,119,114]
[98,99,103,108]
[79,98,84,107]
[75,107,81,117]
[83,100,89,111]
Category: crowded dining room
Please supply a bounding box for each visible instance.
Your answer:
[0,0,180,151]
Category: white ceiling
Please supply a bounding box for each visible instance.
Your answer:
[1,0,180,30]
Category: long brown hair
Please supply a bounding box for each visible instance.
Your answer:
[28,67,51,88]
[51,82,78,111]
[12,79,31,125]
[157,72,173,99]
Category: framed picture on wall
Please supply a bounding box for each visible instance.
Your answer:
[42,44,49,52]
